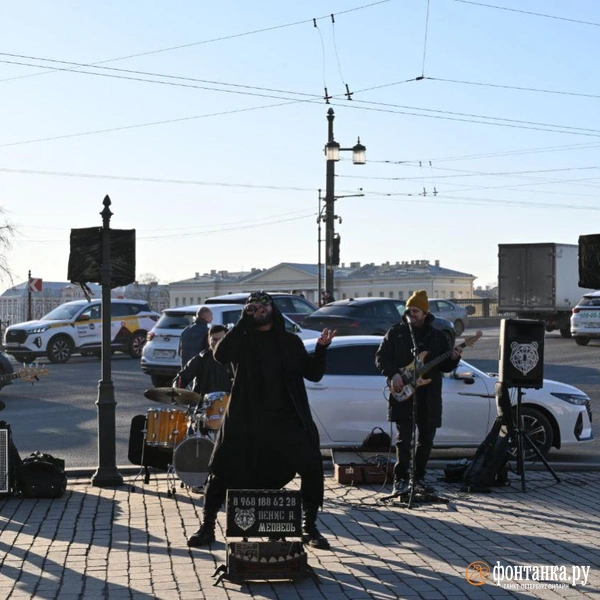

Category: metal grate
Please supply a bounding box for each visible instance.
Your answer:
[0,429,8,494]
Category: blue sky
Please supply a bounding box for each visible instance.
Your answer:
[2,0,600,290]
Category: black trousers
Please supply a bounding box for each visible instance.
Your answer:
[203,424,323,517]
[393,402,437,482]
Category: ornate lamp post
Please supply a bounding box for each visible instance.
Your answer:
[323,108,366,295]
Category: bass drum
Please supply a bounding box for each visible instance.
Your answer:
[173,437,214,488]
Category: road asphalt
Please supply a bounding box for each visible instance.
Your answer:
[1,462,599,599]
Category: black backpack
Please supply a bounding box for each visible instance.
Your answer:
[463,418,511,490]
[16,452,67,498]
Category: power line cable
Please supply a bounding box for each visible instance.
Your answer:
[454,0,600,28]
[0,0,391,84]
[421,0,432,77]
[3,55,600,147]
[425,76,600,100]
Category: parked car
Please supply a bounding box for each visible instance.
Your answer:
[3,299,159,364]
[301,298,456,346]
[205,292,317,325]
[570,290,600,346]
[304,336,593,458]
[428,299,470,336]
[141,303,321,387]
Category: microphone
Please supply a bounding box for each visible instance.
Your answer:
[404,310,412,324]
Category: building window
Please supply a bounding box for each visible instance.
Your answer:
[450,291,455,298]
[399,291,404,299]
[342,293,347,299]
[408,290,413,297]
[367,292,372,297]
[197,297,202,304]
[379,291,384,297]
[175,298,180,307]
[389,291,394,298]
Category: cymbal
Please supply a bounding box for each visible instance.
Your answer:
[144,387,203,406]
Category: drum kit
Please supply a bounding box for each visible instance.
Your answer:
[130,387,230,496]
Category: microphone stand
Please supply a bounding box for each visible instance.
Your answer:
[405,316,420,509]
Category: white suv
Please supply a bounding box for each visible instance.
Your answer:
[571,290,600,346]
[141,303,321,387]
[4,299,159,364]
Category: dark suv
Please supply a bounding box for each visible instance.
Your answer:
[205,292,317,325]
[301,297,456,345]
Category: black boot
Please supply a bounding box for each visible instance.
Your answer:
[302,505,330,550]
[187,475,225,547]
[187,512,216,547]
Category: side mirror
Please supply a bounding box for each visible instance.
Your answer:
[77,314,91,322]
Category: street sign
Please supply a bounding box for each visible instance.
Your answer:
[29,278,43,293]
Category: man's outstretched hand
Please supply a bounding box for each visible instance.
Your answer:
[317,328,336,346]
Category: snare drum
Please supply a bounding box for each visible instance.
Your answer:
[203,391,231,430]
[173,436,214,488]
[145,408,187,447]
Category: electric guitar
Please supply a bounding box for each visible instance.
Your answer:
[0,364,50,385]
[389,331,482,403]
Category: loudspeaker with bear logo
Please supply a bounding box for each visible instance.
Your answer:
[498,319,545,389]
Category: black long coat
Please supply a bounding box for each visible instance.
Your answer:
[210,311,327,498]
[375,313,459,428]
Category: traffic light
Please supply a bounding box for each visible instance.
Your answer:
[332,234,341,266]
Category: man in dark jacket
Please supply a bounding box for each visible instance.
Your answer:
[173,325,232,396]
[375,290,462,495]
[179,306,213,366]
[186,291,335,549]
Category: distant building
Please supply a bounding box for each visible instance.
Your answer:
[168,260,476,307]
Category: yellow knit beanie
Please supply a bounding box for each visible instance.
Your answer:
[406,290,429,313]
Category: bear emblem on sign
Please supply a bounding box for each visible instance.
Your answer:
[509,341,539,376]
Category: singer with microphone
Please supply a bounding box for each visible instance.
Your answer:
[375,290,462,496]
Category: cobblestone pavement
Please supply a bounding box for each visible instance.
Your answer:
[1,467,599,599]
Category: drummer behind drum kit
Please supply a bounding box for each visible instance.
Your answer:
[129,387,230,497]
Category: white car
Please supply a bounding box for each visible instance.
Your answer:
[3,299,159,364]
[141,303,321,387]
[570,290,600,346]
[304,336,593,458]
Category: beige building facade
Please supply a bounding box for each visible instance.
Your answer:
[168,260,476,308]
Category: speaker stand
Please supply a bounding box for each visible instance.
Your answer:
[514,387,560,492]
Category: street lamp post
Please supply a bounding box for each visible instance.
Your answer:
[91,195,123,488]
[323,108,366,296]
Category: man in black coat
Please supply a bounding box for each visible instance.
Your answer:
[187,291,335,549]
[375,290,462,495]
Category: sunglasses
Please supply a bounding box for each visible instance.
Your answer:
[246,294,271,306]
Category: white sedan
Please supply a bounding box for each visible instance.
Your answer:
[304,336,593,458]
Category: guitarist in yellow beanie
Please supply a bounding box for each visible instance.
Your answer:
[375,290,462,496]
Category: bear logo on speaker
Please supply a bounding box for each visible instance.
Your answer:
[509,341,539,376]
[234,508,256,531]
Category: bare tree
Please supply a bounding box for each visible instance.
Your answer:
[0,213,16,283]
[132,273,168,311]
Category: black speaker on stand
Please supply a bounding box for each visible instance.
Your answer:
[498,319,560,491]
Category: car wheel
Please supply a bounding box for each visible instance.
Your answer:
[151,375,173,388]
[574,336,590,346]
[128,330,147,358]
[454,320,464,336]
[509,407,553,460]
[47,336,73,364]
[559,327,571,339]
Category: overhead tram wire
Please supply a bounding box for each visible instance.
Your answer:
[454,0,600,28]
[0,0,391,84]
[424,77,600,101]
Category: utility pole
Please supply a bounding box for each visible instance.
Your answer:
[322,109,366,297]
[27,270,32,321]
